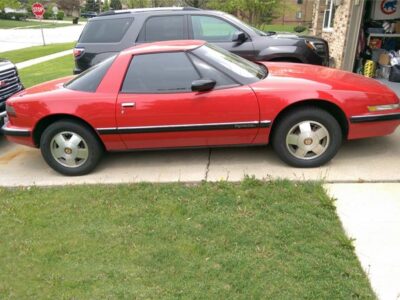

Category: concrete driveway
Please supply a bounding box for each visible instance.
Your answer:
[0,127,399,186]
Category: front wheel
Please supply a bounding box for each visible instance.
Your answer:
[40,121,103,176]
[272,107,342,168]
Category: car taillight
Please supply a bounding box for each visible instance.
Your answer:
[73,48,85,58]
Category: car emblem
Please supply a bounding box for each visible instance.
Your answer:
[0,80,8,88]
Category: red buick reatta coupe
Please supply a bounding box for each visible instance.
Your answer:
[2,40,400,175]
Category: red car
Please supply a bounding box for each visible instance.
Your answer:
[2,40,400,176]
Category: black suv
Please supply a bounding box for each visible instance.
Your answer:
[73,7,329,74]
[0,59,24,126]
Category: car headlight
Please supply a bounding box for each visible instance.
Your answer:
[5,103,16,117]
[368,104,400,112]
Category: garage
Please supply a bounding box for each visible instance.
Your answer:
[312,0,400,95]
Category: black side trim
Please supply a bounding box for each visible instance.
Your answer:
[2,128,31,137]
[98,122,271,135]
[350,113,400,123]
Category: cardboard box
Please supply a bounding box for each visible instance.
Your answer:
[396,21,400,33]
[379,53,391,65]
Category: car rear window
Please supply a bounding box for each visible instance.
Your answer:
[79,18,133,43]
[65,55,115,92]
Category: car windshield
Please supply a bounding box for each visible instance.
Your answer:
[65,55,116,92]
[192,43,267,84]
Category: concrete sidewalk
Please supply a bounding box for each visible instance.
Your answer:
[15,49,73,69]
[326,183,400,300]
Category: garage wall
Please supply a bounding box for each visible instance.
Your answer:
[311,0,353,69]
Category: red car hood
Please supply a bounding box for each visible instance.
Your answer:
[257,62,394,95]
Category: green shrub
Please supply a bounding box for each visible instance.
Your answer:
[43,10,51,20]
[56,10,64,20]
[0,12,28,20]
[294,25,307,33]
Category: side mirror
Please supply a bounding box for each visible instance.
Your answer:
[232,31,247,43]
[191,79,216,92]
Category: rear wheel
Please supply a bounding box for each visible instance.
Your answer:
[272,107,342,168]
[40,121,103,175]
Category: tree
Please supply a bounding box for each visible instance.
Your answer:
[123,0,147,8]
[85,0,99,12]
[206,0,282,26]
[181,0,207,8]
[102,0,109,11]
[0,0,20,11]
[57,0,80,13]
[110,0,122,9]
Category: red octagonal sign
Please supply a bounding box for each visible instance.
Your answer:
[32,2,45,19]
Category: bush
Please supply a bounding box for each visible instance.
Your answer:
[0,12,28,20]
[56,10,64,20]
[43,10,51,20]
[294,25,307,33]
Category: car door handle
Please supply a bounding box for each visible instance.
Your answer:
[121,102,135,108]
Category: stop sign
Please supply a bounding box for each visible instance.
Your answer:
[32,2,45,19]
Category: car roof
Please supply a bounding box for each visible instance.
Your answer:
[96,7,225,19]
[121,40,206,56]
[98,7,202,17]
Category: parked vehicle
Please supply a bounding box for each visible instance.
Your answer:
[80,11,97,18]
[0,59,24,127]
[73,7,329,74]
[3,40,399,175]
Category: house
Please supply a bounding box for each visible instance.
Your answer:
[272,0,314,26]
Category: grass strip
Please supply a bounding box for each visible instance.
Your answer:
[0,179,374,299]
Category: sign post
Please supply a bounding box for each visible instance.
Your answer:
[52,6,58,23]
[31,2,46,46]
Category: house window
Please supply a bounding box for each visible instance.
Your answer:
[323,0,335,31]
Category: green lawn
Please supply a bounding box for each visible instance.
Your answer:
[19,55,74,88]
[0,179,374,299]
[0,19,76,29]
[0,42,76,64]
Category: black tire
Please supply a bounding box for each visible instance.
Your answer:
[40,120,103,176]
[272,107,342,168]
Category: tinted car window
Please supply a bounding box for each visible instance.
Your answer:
[189,54,237,88]
[191,15,238,42]
[138,16,185,42]
[65,55,115,92]
[79,18,133,43]
[122,52,200,93]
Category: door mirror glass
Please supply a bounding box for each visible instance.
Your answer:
[232,31,246,43]
[191,79,216,92]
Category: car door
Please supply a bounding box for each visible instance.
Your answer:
[116,51,260,149]
[189,15,255,61]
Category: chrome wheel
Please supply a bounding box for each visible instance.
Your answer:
[50,131,89,168]
[286,120,330,160]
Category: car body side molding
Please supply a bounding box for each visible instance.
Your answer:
[350,113,400,123]
[97,120,271,135]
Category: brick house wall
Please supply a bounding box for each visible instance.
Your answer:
[311,0,353,69]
